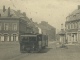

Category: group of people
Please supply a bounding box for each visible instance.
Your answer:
[56,41,68,49]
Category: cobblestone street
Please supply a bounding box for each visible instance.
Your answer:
[0,42,80,60]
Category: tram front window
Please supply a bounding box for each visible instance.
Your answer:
[29,37,36,41]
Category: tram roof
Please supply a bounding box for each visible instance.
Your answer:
[20,34,37,37]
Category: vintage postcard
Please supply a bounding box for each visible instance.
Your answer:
[0,0,80,60]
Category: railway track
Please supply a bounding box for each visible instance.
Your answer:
[3,53,34,60]
[0,41,53,60]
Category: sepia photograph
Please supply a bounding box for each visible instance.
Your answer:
[0,0,80,60]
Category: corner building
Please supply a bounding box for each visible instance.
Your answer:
[0,6,28,42]
[65,5,80,44]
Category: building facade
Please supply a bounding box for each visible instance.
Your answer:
[0,6,40,42]
[0,6,28,42]
[38,21,56,41]
[58,24,66,44]
[65,5,80,44]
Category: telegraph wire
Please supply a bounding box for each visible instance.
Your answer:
[9,0,16,8]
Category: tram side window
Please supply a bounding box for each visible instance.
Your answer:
[37,36,42,41]
[25,37,29,41]
[22,37,29,42]
[22,37,25,41]
[29,37,36,41]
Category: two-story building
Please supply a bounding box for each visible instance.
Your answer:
[0,6,28,42]
[65,5,80,44]
[38,21,56,41]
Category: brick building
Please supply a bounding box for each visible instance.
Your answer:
[0,6,29,42]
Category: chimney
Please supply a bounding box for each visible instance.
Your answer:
[30,18,32,21]
[8,7,10,17]
[61,24,63,30]
[78,5,80,9]
[3,5,6,12]
[0,14,1,17]
[23,12,26,17]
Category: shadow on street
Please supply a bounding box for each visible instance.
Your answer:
[39,48,52,53]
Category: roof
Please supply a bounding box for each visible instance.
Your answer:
[67,9,80,21]
[21,35,37,37]
[0,8,29,19]
[38,21,56,30]
[0,8,31,24]
[58,29,66,35]
[0,9,17,18]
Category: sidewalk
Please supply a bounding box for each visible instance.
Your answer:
[48,41,56,44]
[66,43,80,45]
[0,41,19,44]
[0,42,19,49]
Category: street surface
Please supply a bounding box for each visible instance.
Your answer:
[0,41,80,60]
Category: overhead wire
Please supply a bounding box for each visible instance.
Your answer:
[9,0,16,8]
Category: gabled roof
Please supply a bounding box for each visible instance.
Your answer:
[67,9,80,21]
[58,29,66,35]
[38,21,56,30]
[71,9,80,15]
[0,8,27,18]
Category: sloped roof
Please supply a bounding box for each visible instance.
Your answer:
[0,8,27,18]
[38,21,56,30]
[67,9,80,21]
[58,29,66,35]
[0,9,16,18]
[71,9,80,15]
[0,8,32,25]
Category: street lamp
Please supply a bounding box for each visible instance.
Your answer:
[58,24,67,48]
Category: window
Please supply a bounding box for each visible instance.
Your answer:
[4,34,9,41]
[73,23,75,29]
[12,23,17,31]
[13,34,16,41]
[11,34,18,41]
[68,24,70,29]
[67,25,68,29]
[74,22,78,29]
[4,23,9,30]
[72,23,74,29]
[0,34,1,41]
[66,24,68,29]
[73,15,76,17]
[71,23,73,29]
[76,22,78,28]
[14,34,18,41]
[69,23,71,29]
[0,23,2,30]
[78,22,80,29]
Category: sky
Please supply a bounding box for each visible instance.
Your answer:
[0,0,80,33]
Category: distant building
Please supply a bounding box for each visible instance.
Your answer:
[38,21,56,41]
[26,18,39,34]
[0,6,55,42]
[65,5,80,44]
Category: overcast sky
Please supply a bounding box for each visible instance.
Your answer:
[0,0,80,32]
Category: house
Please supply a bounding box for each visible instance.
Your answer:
[65,5,80,44]
[38,21,56,41]
[0,6,28,42]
